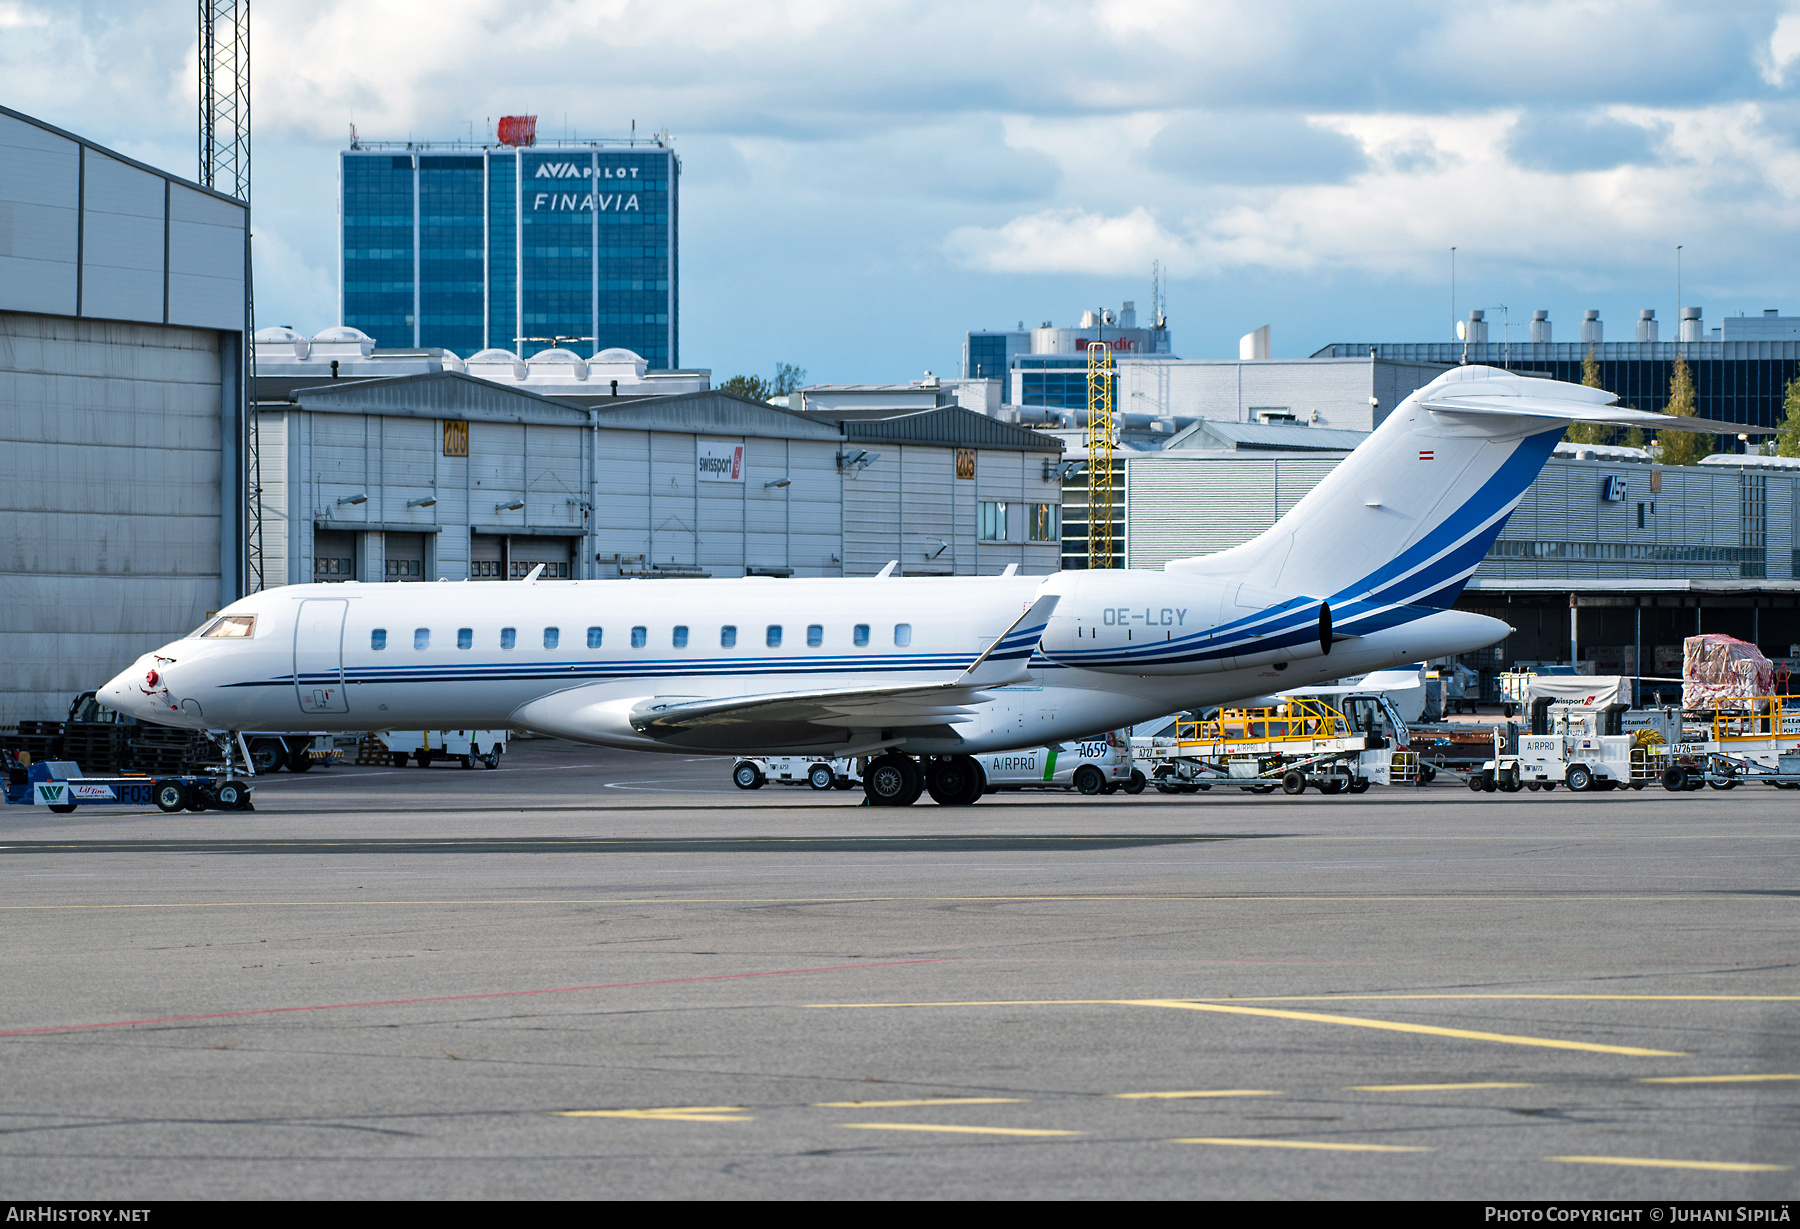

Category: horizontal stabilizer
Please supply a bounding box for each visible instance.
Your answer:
[1422,395,1767,436]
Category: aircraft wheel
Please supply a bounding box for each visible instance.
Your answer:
[1566,764,1593,793]
[866,754,921,806]
[153,780,187,813]
[1281,770,1306,795]
[732,761,765,790]
[214,779,250,810]
[1123,769,1147,795]
[1073,765,1106,795]
[286,751,314,773]
[926,755,984,806]
[249,740,285,774]
[808,764,836,791]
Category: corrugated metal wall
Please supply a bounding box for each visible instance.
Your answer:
[1125,456,1335,570]
[0,313,223,719]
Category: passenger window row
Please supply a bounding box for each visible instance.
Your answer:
[369,623,914,650]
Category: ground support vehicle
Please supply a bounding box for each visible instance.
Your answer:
[382,730,507,769]
[730,734,1137,803]
[243,732,342,774]
[3,756,253,814]
[1634,696,1800,791]
[1136,699,1381,795]
[731,756,858,791]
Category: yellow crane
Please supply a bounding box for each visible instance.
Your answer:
[1085,340,1115,569]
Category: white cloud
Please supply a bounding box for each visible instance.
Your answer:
[946,206,1191,275]
[1764,4,1800,86]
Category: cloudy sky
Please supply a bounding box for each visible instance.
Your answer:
[6,1,1800,382]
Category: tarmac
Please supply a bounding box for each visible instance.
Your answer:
[0,738,1795,1200]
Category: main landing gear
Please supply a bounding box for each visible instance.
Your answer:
[863,753,987,807]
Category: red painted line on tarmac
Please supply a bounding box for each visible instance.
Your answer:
[0,959,952,1038]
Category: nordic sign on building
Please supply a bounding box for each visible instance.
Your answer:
[697,440,745,482]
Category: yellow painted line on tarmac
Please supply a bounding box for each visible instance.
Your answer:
[809,998,1685,1057]
[1134,1000,1687,1057]
[839,1123,1080,1138]
[1548,1155,1789,1173]
[1640,1073,1800,1084]
[1226,994,1800,1003]
[1174,1137,1430,1153]
[814,1097,1024,1108]
[556,1106,752,1122]
[1350,1082,1536,1091]
[1114,1090,1282,1100]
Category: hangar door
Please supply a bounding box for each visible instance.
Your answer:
[294,598,350,715]
[471,534,574,580]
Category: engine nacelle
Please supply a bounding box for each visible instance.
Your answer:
[1038,570,1332,676]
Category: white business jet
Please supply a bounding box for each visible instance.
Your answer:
[102,365,1751,805]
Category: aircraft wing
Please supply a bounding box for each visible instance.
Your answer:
[1421,395,1767,435]
[628,594,1060,738]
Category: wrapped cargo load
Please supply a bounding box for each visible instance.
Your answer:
[1682,635,1774,714]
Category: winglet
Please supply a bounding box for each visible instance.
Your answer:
[957,594,1059,687]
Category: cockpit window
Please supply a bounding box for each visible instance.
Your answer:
[201,615,256,639]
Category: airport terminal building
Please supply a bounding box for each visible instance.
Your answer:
[341,130,678,364]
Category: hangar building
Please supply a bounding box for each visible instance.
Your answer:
[0,106,248,721]
[250,367,1063,586]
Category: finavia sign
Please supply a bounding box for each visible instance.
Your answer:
[531,192,640,213]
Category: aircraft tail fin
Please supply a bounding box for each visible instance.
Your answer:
[1166,365,1762,617]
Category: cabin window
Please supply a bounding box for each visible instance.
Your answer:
[370,629,387,650]
[721,625,737,648]
[587,627,603,649]
[543,627,560,649]
[457,628,472,650]
[201,615,256,638]
[766,625,782,648]
[673,625,689,648]
[806,624,823,647]
[894,623,913,647]
[413,628,430,650]
[631,626,647,648]
[500,627,516,650]
[853,624,870,647]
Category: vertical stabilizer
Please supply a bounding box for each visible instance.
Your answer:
[1165,366,1606,614]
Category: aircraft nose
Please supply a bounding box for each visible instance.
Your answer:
[105,658,167,722]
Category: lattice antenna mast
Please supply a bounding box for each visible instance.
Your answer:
[199,2,261,592]
[1085,338,1115,569]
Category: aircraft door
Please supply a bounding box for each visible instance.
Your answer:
[294,599,350,715]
